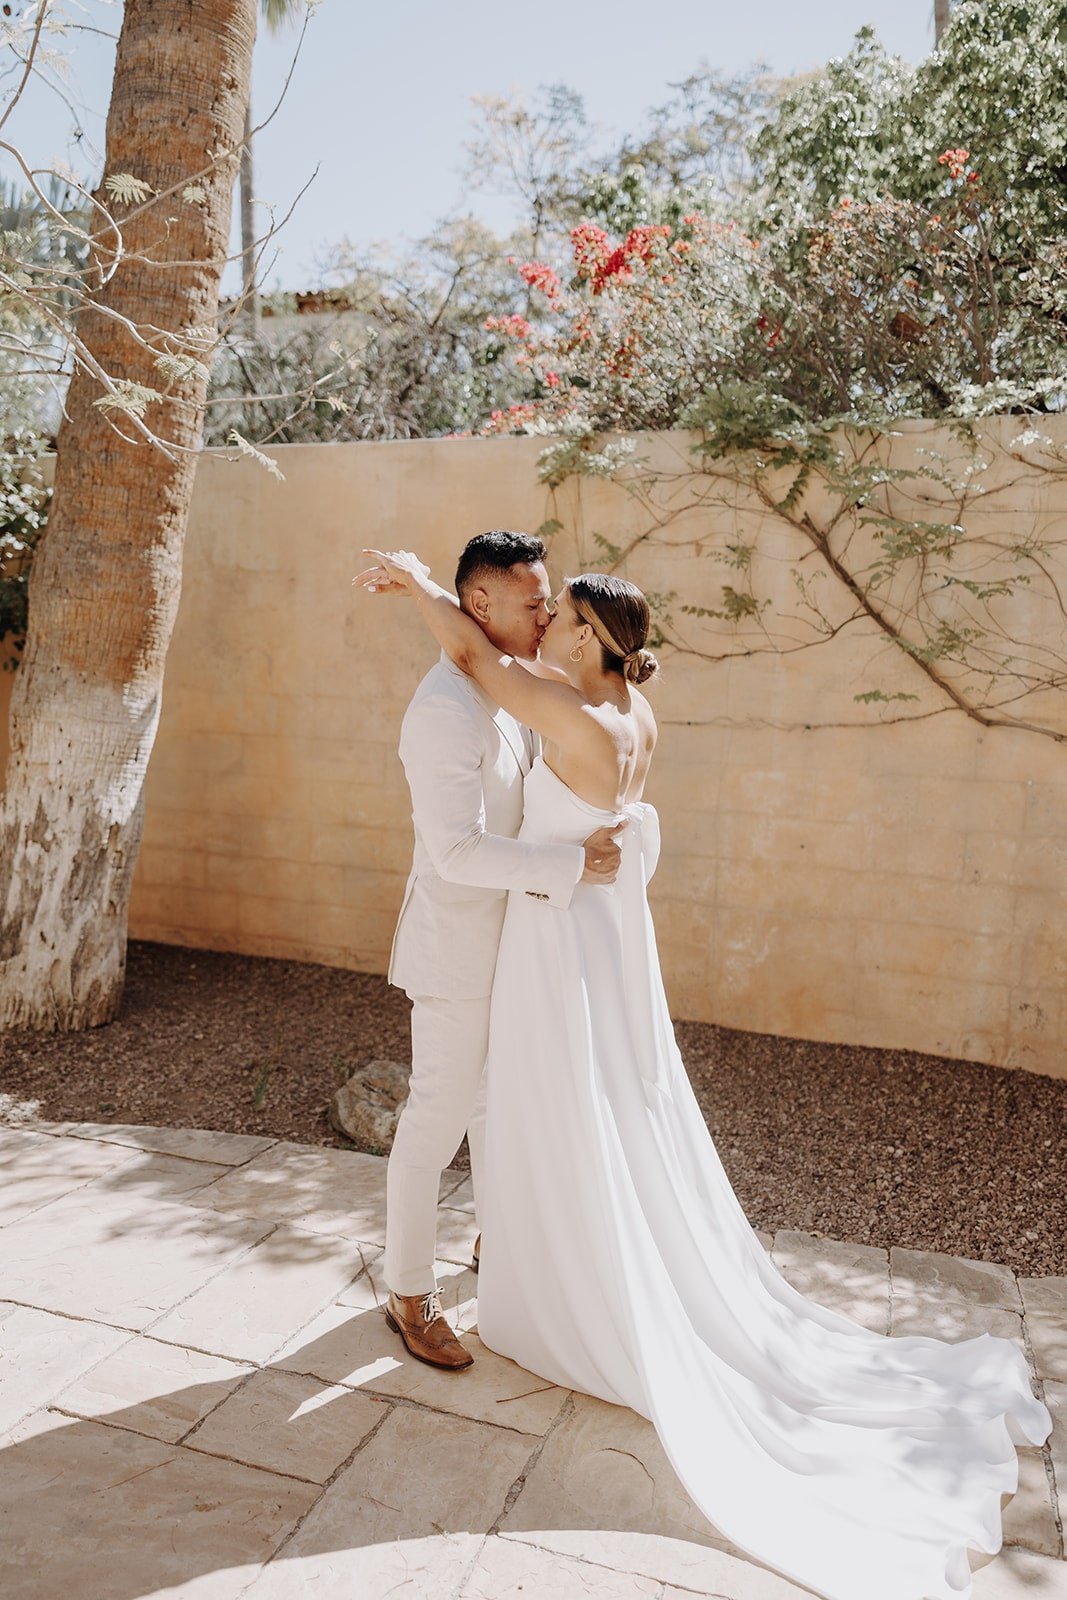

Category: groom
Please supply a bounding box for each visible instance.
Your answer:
[380,531,623,1370]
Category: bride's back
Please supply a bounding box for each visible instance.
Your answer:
[542,685,657,812]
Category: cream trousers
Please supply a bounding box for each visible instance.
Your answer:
[383,992,490,1296]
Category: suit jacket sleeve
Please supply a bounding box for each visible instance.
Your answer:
[400,694,584,908]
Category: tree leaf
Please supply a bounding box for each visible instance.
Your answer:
[104,172,155,206]
[154,352,210,386]
[93,380,163,418]
[226,428,286,481]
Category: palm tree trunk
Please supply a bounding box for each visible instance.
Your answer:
[0,0,258,1030]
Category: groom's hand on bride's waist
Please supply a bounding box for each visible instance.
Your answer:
[580,823,626,885]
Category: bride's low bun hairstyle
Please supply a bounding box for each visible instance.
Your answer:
[626,647,659,686]
[568,573,660,685]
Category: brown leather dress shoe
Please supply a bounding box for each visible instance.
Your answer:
[384,1288,474,1371]
[471,1233,481,1273]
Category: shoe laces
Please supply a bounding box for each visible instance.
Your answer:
[420,1287,445,1325]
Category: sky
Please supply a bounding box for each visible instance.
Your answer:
[2,0,934,294]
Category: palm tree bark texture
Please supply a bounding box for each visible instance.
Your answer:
[0,0,258,1029]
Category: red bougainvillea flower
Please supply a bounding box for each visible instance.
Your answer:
[938,147,971,180]
[519,260,562,299]
[484,313,533,340]
[624,224,671,260]
[681,211,710,243]
[571,222,611,277]
[588,225,671,295]
[570,310,594,346]
[480,401,539,436]
[594,246,632,293]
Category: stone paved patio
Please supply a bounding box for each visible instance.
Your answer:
[0,1120,1064,1600]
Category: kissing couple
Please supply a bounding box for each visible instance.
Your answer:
[354,530,1050,1600]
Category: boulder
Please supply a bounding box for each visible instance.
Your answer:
[329,1058,410,1154]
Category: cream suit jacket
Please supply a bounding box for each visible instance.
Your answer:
[388,652,584,1000]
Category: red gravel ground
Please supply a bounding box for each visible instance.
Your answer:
[1,940,1063,1276]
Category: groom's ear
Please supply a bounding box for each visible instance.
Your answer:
[467,586,492,622]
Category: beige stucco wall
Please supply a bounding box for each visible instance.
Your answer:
[6,423,1066,1076]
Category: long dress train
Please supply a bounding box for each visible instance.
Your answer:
[475,755,1053,1600]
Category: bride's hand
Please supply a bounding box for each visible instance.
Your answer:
[352,549,430,596]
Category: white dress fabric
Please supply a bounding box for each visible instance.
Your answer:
[476,755,1053,1600]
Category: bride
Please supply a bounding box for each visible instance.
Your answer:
[357,546,1053,1600]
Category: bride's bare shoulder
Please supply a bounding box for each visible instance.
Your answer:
[519,657,573,685]
[630,685,658,746]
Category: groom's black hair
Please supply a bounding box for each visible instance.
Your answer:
[455,530,546,599]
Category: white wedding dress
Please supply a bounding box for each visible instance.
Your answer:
[475,755,1053,1600]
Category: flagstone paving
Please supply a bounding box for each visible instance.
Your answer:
[0,1121,1063,1600]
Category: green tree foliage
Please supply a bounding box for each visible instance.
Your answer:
[205,219,534,443]
[0,437,50,667]
[0,174,92,437]
[217,0,1065,445]
[577,65,780,236]
[0,176,90,657]
[466,0,1067,743]
[752,0,1067,251]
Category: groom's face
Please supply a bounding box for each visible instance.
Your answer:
[465,560,554,661]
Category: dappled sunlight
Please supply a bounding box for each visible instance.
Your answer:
[0,1126,1061,1600]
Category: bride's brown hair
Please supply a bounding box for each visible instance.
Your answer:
[568,573,659,686]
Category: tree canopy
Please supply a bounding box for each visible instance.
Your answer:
[203,0,1067,447]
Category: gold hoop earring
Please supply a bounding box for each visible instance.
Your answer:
[569,645,583,663]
